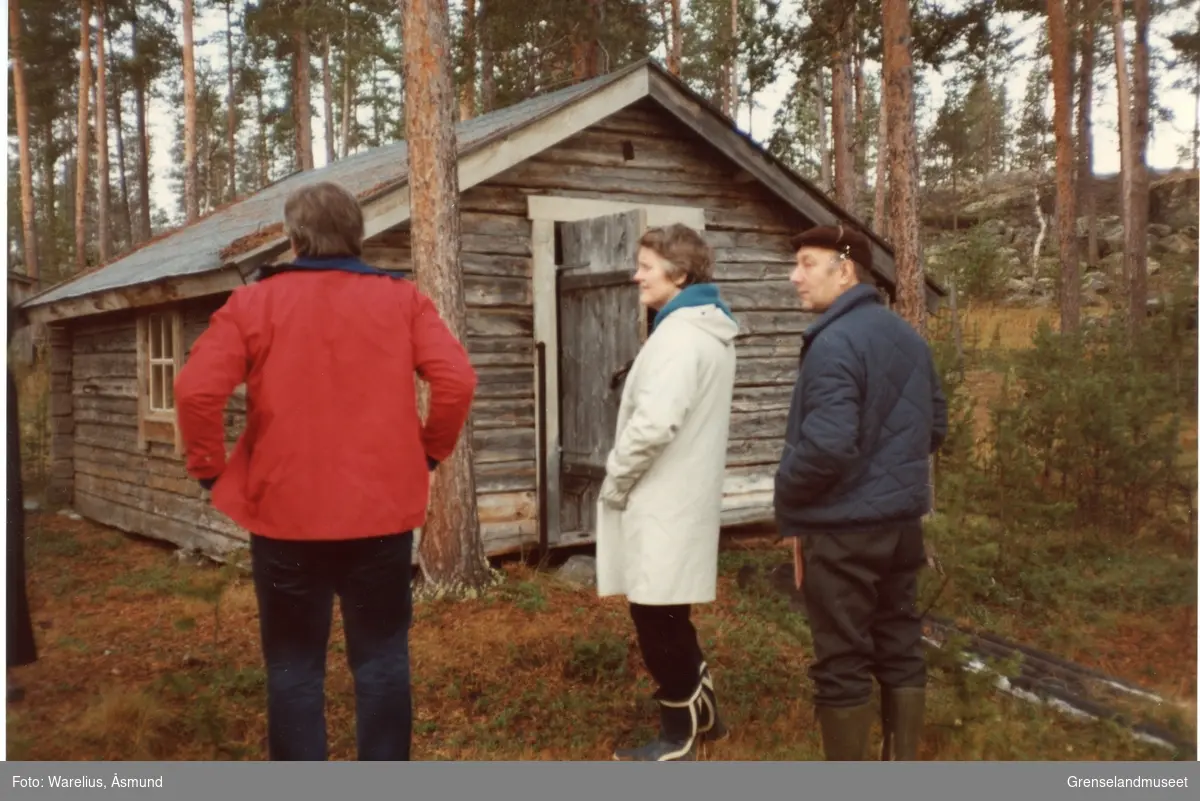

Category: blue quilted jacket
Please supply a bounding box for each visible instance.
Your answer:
[773,283,948,535]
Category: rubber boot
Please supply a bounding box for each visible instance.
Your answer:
[613,685,701,762]
[880,686,925,761]
[697,662,730,742]
[815,702,874,760]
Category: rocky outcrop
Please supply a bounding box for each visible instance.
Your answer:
[919,168,1198,308]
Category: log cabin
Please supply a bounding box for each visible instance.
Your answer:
[17,59,944,563]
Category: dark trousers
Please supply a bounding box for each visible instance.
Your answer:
[799,524,926,708]
[250,531,414,761]
[629,603,705,703]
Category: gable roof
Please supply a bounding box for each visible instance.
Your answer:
[21,58,942,323]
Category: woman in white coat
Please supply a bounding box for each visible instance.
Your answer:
[597,223,738,762]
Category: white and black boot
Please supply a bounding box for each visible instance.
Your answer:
[696,662,729,742]
[612,684,702,762]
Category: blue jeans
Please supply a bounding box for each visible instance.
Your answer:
[249,531,414,761]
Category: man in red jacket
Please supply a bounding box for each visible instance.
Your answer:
[174,180,477,761]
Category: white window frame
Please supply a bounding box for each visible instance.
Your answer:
[136,309,184,453]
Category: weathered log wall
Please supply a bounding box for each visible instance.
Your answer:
[60,99,811,560]
[65,290,541,558]
[69,299,247,557]
[478,99,811,526]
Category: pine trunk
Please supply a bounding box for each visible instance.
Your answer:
[480,0,496,112]
[342,14,353,158]
[460,0,477,120]
[1077,0,1097,269]
[669,0,682,75]
[227,1,238,199]
[75,0,93,272]
[183,0,199,222]
[874,72,888,238]
[1126,0,1151,333]
[817,68,831,191]
[294,26,315,171]
[730,0,739,119]
[323,33,337,163]
[399,0,490,593]
[132,7,151,241]
[107,17,132,249]
[96,0,111,262]
[10,0,39,281]
[882,0,923,332]
[855,33,867,193]
[1112,0,1134,315]
[135,80,151,240]
[257,86,269,186]
[831,20,855,213]
[1047,0,1080,333]
[41,119,58,271]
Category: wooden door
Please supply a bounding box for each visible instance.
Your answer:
[556,209,647,538]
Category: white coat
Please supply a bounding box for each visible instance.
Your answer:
[595,302,739,606]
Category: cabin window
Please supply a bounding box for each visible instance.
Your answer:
[136,309,185,453]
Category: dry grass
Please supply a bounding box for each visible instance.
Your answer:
[937,302,1061,353]
[6,513,1193,762]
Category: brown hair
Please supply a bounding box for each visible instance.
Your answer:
[283,181,365,258]
[637,224,715,286]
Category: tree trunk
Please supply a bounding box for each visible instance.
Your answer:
[10,0,39,281]
[183,0,199,222]
[371,57,382,145]
[586,0,605,78]
[135,82,151,240]
[226,0,238,199]
[1047,0,1080,333]
[882,0,923,332]
[817,68,831,191]
[323,32,337,163]
[460,0,477,120]
[729,0,739,119]
[106,16,132,250]
[1126,0,1151,332]
[132,12,151,242]
[40,119,58,273]
[342,12,353,158]
[1077,0,1097,269]
[257,84,269,186]
[294,25,315,171]
[1112,0,1134,310]
[75,0,93,272]
[204,111,216,214]
[855,31,868,194]
[480,0,496,112]
[1032,181,1047,279]
[95,0,111,262]
[873,72,888,238]
[399,0,490,593]
[669,0,682,75]
[831,15,856,214]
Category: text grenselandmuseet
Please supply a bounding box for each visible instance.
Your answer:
[1067,775,1188,789]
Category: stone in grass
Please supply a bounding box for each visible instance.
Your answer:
[556,555,597,588]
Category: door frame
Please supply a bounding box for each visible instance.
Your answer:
[526,195,707,547]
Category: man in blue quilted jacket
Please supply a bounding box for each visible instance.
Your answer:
[775,224,947,761]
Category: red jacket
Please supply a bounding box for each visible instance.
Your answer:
[174,262,477,541]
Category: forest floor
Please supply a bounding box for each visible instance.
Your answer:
[4,508,1194,762]
[6,302,1196,761]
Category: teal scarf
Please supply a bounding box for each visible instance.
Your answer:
[652,283,735,332]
